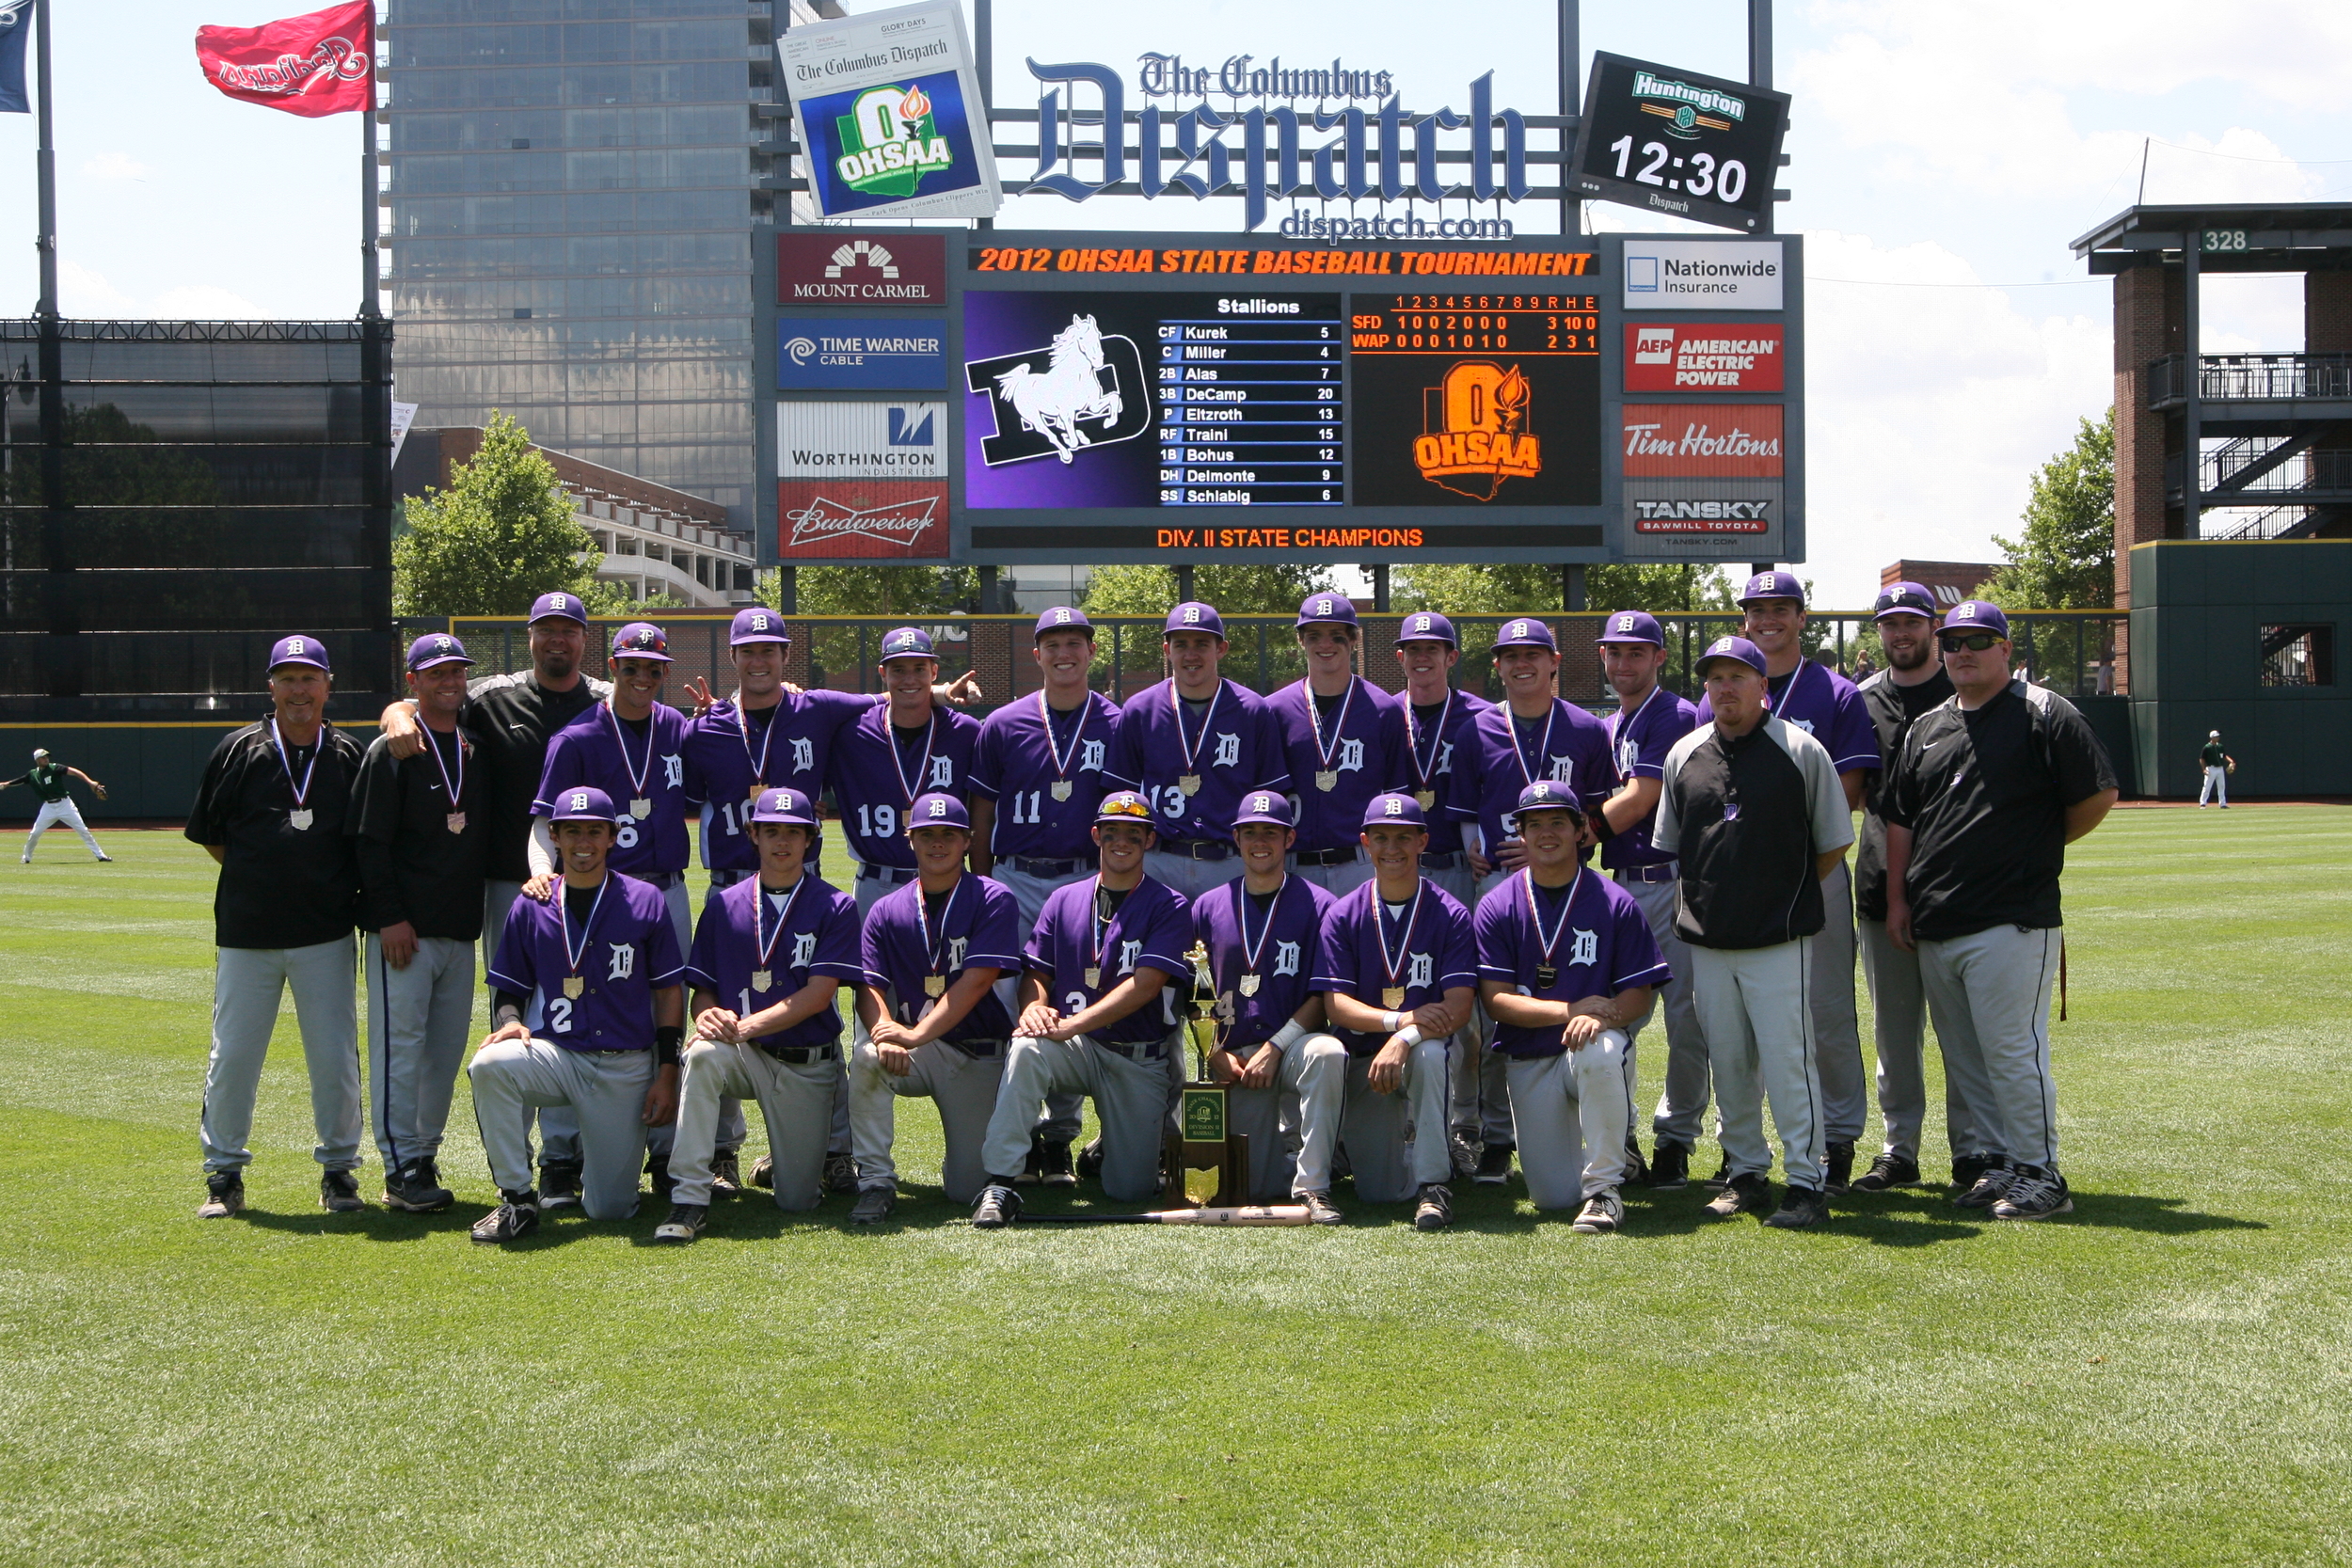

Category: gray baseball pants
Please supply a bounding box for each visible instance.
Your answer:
[1506,1031,1635,1209]
[1859,916,1989,1165]
[1224,1031,1346,1199]
[200,938,362,1175]
[469,1038,651,1219]
[1688,938,1826,1191]
[1917,924,2064,1171]
[1143,847,1245,903]
[1620,873,1712,1148]
[1337,1037,1454,1203]
[1812,861,1867,1146]
[850,1035,1007,1205]
[670,1037,837,1211]
[1289,851,1375,898]
[994,862,1092,1146]
[364,931,473,1173]
[1454,869,1518,1148]
[985,1028,1185,1202]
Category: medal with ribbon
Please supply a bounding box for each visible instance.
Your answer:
[1041,691,1086,803]
[1170,680,1221,799]
[558,876,609,1001]
[752,877,802,994]
[1086,876,1123,990]
[268,716,321,832]
[1374,881,1424,1011]
[1406,689,1453,812]
[915,875,965,1001]
[888,711,940,821]
[738,698,779,805]
[1522,865,1581,990]
[424,725,468,834]
[1305,679,1356,793]
[1232,875,1285,1000]
[602,701,656,819]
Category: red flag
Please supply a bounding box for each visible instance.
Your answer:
[195,1,373,118]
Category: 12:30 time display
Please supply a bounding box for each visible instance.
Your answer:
[1605,135,1747,203]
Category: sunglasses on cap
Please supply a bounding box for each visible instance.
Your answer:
[1097,799,1152,823]
[1939,632,2003,652]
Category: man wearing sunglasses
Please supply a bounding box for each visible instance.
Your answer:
[1881,602,2118,1222]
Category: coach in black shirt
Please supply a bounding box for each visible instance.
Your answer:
[185,635,369,1220]
[352,633,491,1213]
[1883,600,2116,1222]
[1654,635,1855,1229]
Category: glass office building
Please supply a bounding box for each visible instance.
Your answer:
[383,0,783,522]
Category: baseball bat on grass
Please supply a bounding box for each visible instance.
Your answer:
[1013,1205,1312,1227]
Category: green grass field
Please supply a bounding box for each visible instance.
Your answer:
[3,808,2348,1566]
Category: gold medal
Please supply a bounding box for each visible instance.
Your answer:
[923,975,946,998]
[1238,973,1260,998]
[1314,769,1338,792]
[1534,964,1558,989]
[1051,779,1073,801]
[446,812,468,833]
[629,797,652,819]
[752,969,772,992]
[1381,986,1406,1009]
[1084,966,1102,989]
[288,809,313,832]
[1177,773,1201,796]
[1413,788,1437,810]
[563,975,585,999]
[749,786,766,806]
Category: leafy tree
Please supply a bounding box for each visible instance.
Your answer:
[1984,408,2116,610]
[753,564,975,617]
[1081,562,1334,615]
[391,411,610,616]
[1392,562,1738,614]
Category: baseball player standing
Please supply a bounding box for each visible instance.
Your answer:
[1591,611,1705,1187]
[1653,635,1855,1229]
[1695,571,1879,1192]
[1193,792,1340,1213]
[829,627,982,915]
[184,635,368,1218]
[470,784,686,1242]
[7,748,112,863]
[847,792,1024,1221]
[1475,782,1672,1233]
[1105,602,1292,902]
[1882,601,2118,1220]
[349,634,490,1212]
[657,785,864,1242]
[2198,731,2233,807]
[1268,593,1407,895]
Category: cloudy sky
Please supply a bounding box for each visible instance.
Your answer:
[5,1,2350,603]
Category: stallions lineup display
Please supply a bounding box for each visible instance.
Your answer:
[174,578,2118,1242]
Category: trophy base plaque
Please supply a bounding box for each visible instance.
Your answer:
[1162,1084,1251,1208]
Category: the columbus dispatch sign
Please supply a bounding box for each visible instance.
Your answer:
[781,1,1000,221]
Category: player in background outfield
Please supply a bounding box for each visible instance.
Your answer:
[1851,582,1988,1195]
[1475,783,1671,1235]
[6,747,112,863]
[1653,636,1855,1231]
[967,607,1121,1187]
[1693,571,1879,1193]
[349,635,489,1213]
[1268,593,1408,895]
[2198,731,2234,808]
[1590,611,1705,1188]
[185,636,369,1219]
[1883,601,2118,1222]
[1446,616,1612,1189]
[1105,601,1293,902]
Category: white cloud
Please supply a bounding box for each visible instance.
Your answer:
[58,261,261,321]
[79,152,148,182]
[151,283,267,320]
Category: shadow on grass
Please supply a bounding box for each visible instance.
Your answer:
[2069,1191,2269,1234]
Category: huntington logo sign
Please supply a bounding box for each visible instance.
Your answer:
[1629,71,1747,138]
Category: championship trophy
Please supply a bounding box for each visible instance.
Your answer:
[1163,939,1250,1206]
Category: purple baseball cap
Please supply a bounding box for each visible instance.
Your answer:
[1033,606,1093,641]
[1493,617,1557,652]
[550,784,618,824]
[529,591,588,626]
[405,632,474,673]
[1514,780,1584,818]
[1095,790,1156,828]
[1361,790,1427,830]
[1597,610,1665,646]
[751,785,818,826]
[1232,790,1295,830]
[1165,601,1226,639]
[1873,581,1938,621]
[730,607,789,646]
[1696,634,1768,676]
[267,634,330,673]
[1295,592,1359,630]
[610,622,672,663]
[1739,569,1805,607]
[1940,600,2010,640]
[880,626,935,662]
[906,791,969,832]
[1394,611,1458,647]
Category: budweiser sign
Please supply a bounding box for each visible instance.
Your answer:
[195,1,373,119]
[776,481,949,560]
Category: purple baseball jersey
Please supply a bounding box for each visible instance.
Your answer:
[1696,658,1879,774]
[1403,689,1490,857]
[970,690,1123,861]
[861,871,1023,1046]
[829,704,982,871]
[684,690,875,872]
[1473,868,1672,1057]
[1267,677,1410,853]
[1027,874,1194,1048]
[1192,874,1333,1052]
[1601,685,1701,872]
[533,703,703,876]
[1311,878,1477,1056]
[1105,678,1292,847]
[683,872,865,1052]
[1449,698,1613,855]
[487,871,686,1051]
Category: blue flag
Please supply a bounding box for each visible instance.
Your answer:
[0,0,29,116]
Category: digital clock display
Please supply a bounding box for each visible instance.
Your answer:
[1569,52,1791,232]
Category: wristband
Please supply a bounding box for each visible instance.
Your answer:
[1382,1010,1404,1034]
[1268,1019,1308,1052]
[655,1025,684,1066]
[1397,1025,1423,1047]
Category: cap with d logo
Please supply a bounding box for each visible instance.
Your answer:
[1394,610,1458,648]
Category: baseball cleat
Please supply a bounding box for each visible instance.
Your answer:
[197,1170,245,1219]
[1851,1154,1921,1192]
[970,1183,1022,1228]
[1014,1133,1051,1185]
[1036,1139,1077,1187]
[1472,1144,1514,1186]
[708,1151,742,1198]
[644,1155,674,1201]
[382,1159,453,1213]
[538,1164,582,1211]
[1571,1188,1625,1234]
[1955,1165,2017,1210]
[1822,1140,1856,1195]
[822,1152,859,1195]
[749,1153,775,1190]
[1645,1140,1692,1190]
[653,1202,707,1243]
[1449,1132,1482,1180]
[850,1186,897,1225]
[1704,1154,1735,1189]
[1763,1185,1831,1228]
[1951,1154,1995,1193]
[96,854,113,863]
[1991,1165,2073,1221]
[319,1168,365,1213]
[470,1191,540,1245]
[1620,1140,1651,1188]
[1704,1172,1772,1218]
[1412,1182,1454,1231]
[1075,1138,1105,1180]
[1298,1190,1344,1226]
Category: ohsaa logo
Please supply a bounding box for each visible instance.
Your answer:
[834,83,956,198]
[1414,362,1540,501]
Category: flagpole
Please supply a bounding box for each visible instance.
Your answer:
[359,35,378,319]
[34,0,56,319]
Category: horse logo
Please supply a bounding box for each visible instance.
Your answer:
[966,314,1152,467]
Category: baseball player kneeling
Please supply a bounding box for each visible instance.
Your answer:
[656,787,864,1243]
[1474,784,1672,1234]
[469,786,686,1243]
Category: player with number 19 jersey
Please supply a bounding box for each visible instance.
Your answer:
[830,703,981,875]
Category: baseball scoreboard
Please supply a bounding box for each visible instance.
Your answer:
[756,228,1803,566]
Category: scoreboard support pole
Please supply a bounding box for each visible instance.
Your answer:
[1371,564,1391,612]
[1562,564,1585,612]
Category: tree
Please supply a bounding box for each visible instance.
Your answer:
[1984,408,2116,610]
[391,412,616,617]
[753,564,975,618]
[1392,562,1738,614]
[1081,562,1334,615]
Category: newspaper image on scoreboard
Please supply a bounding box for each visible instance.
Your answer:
[780,0,1002,221]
